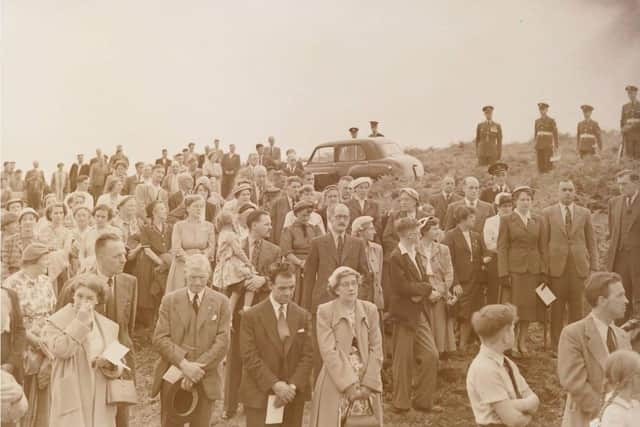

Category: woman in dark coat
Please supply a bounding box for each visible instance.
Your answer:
[497,186,547,355]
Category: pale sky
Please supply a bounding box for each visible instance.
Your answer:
[2,0,639,172]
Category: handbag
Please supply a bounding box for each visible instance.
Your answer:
[107,379,138,405]
[341,397,380,427]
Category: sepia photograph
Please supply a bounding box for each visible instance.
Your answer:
[1,1,640,426]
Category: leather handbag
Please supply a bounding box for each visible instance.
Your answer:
[341,398,380,427]
[107,379,138,405]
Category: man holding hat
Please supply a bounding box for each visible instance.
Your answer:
[369,121,384,137]
[475,105,503,166]
[346,177,381,235]
[534,102,559,173]
[621,84,640,159]
[349,127,359,139]
[576,105,602,158]
[480,163,510,205]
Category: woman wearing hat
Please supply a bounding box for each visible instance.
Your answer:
[96,176,125,212]
[112,196,143,275]
[166,195,216,294]
[282,185,326,234]
[483,192,513,305]
[4,243,57,427]
[1,208,39,280]
[418,216,456,355]
[42,273,125,427]
[222,182,253,214]
[280,200,324,304]
[318,185,340,230]
[497,186,546,355]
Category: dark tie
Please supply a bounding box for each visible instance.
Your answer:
[607,326,617,353]
[337,235,344,261]
[251,240,261,266]
[103,277,115,318]
[503,359,522,399]
[192,293,199,314]
[564,207,572,232]
[277,305,290,342]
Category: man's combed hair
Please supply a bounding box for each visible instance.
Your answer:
[394,217,419,235]
[584,271,623,307]
[94,232,121,254]
[471,304,517,339]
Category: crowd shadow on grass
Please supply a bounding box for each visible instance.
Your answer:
[131,325,564,427]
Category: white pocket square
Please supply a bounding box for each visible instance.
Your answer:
[297,328,305,333]
[211,314,217,321]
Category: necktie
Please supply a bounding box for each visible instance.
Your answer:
[337,235,344,261]
[192,293,199,314]
[251,239,261,266]
[606,326,617,353]
[503,359,522,399]
[103,277,115,318]
[564,206,572,232]
[277,305,290,342]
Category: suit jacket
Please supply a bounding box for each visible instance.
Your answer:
[558,315,631,427]
[387,247,432,327]
[69,163,90,191]
[222,153,241,176]
[442,227,484,285]
[479,184,511,205]
[607,194,640,271]
[151,287,230,400]
[239,299,313,408]
[270,196,293,245]
[123,175,142,196]
[50,171,70,198]
[280,163,304,178]
[429,192,462,223]
[497,211,547,277]
[135,183,169,220]
[168,191,185,212]
[541,204,598,278]
[241,238,282,304]
[346,198,381,232]
[265,146,282,164]
[444,199,495,233]
[57,271,138,354]
[302,234,370,313]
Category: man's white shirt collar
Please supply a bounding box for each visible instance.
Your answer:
[269,294,287,319]
[187,288,205,304]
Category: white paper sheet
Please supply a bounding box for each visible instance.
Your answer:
[536,283,557,306]
[265,395,284,424]
[101,341,131,370]
[162,365,184,384]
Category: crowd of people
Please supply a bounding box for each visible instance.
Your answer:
[0,104,639,427]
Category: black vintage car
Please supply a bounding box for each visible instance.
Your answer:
[304,138,424,189]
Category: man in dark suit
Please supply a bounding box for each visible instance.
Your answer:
[346,177,381,235]
[264,136,282,170]
[302,203,370,373]
[69,153,90,192]
[444,176,495,233]
[607,170,640,320]
[155,148,172,173]
[388,217,438,413]
[479,162,511,205]
[57,233,138,427]
[240,262,313,427]
[270,176,301,245]
[168,173,194,211]
[280,150,304,178]
[222,144,241,198]
[541,180,598,350]
[123,162,145,196]
[429,175,461,223]
[224,210,282,419]
[152,254,231,427]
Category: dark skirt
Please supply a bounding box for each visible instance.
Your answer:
[511,273,545,321]
[456,280,481,320]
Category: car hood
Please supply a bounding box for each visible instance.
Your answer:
[392,153,425,175]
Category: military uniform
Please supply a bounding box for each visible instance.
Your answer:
[576,118,602,158]
[621,99,640,159]
[476,120,502,166]
[369,121,384,137]
[369,131,384,137]
[534,104,558,173]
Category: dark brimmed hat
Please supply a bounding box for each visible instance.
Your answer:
[626,85,638,92]
[482,105,494,113]
[488,162,508,176]
[166,381,200,421]
[349,127,358,132]
[537,102,549,109]
[293,200,315,215]
[580,104,594,112]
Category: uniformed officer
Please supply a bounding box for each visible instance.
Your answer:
[480,162,510,205]
[576,104,602,158]
[349,127,359,139]
[534,102,558,173]
[369,120,384,137]
[475,105,503,166]
[621,85,640,159]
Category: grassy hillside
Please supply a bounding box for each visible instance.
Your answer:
[130,132,639,427]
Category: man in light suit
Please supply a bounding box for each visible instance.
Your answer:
[57,232,138,427]
[135,164,168,222]
[270,176,301,245]
[429,175,462,224]
[444,176,495,233]
[152,254,231,427]
[223,210,282,420]
[558,272,631,427]
[542,180,598,350]
[607,170,640,320]
[50,162,70,202]
[239,262,313,427]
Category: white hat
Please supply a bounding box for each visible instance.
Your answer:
[350,177,373,190]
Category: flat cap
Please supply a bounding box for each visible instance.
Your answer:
[580,104,594,112]
[482,105,494,112]
[350,177,373,189]
[293,200,315,214]
[399,187,420,203]
[488,162,509,176]
[21,243,51,264]
[626,85,638,92]
[537,102,549,109]
[349,127,359,132]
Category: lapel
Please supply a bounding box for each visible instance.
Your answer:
[584,316,608,371]
[341,236,355,263]
[626,195,640,232]
[353,301,369,361]
[175,289,194,329]
[454,227,471,257]
[259,299,284,355]
[196,290,215,332]
[401,252,422,281]
[284,304,299,356]
[555,205,568,237]
[326,235,339,264]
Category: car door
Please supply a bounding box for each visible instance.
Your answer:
[336,144,370,177]
[305,145,338,189]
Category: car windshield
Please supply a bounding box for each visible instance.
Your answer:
[379,142,402,156]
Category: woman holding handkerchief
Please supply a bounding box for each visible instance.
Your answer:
[42,273,125,427]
